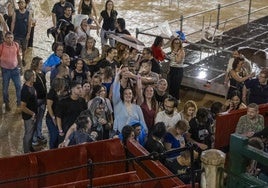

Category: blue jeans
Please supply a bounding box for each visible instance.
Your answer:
[33,99,46,142]
[23,118,36,153]
[1,67,21,106]
[46,115,58,149]
[100,28,115,47]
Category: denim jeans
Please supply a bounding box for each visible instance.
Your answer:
[1,67,21,106]
[33,99,46,142]
[23,118,36,153]
[100,28,115,47]
[46,115,58,149]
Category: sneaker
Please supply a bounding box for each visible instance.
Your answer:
[32,141,39,146]
[5,104,11,112]
[38,136,47,144]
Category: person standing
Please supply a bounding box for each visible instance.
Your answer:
[98,0,117,47]
[25,0,35,48]
[226,57,254,99]
[11,0,32,66]
[0,32,21,112]
[55,81,87,144]
[51,0,74,28]
[21,69,38,153]
[243,68,268,105]
[168,38,185,101]
[78,0,98,18]
[30,57,47,146]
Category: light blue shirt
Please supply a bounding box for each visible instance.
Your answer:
[112,77,148,133]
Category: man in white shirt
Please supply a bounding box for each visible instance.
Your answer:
[155,95,181,129]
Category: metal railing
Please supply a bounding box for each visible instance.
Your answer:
[136,0,268,43]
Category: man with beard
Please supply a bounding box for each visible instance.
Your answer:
[155,95,181,129]
[236,103,264,137]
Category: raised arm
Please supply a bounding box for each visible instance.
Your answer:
[78,0,82,14]
[112,66,122,105]
[10,10,16,33]
[91,0,98,19]
[229,70,253,83]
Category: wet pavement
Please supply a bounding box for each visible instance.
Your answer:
[182,15,268,96]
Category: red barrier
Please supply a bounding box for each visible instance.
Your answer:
[44,171,142,188]
[126,140,187,188]
[0,154,38,188]
[84,138,127,177]
[35,145,88,187]
[214,103,268,150]
[0,138,198,188]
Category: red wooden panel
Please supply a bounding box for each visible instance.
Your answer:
[126,139,185,188]
[84,138,126,177]
[214,103,268,150]
[35,145,88,187]
[93,171,141,188]
[0,154,38,188]
[43,171,142,188]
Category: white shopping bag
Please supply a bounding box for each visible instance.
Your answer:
[158,21,173,38]
[72,14,89,28]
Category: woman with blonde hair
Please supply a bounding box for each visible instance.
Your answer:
[179,100,197,122]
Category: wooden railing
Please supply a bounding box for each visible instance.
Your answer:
[214,103,268,151]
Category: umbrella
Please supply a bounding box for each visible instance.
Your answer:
[238,47,268,68]
[107,33,145,51]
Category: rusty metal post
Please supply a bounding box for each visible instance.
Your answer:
[180,15,184,32]
[248,0,252,24]
[216,4,221,29]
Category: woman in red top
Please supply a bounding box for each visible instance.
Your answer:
[151,36,165,62]
[140,85,158,132]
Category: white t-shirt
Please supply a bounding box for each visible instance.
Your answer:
[155,111,181,129]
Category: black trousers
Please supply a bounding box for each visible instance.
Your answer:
[168,67,183,100]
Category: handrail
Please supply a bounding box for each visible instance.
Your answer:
[136,0,268,45]
[0,145,196,187]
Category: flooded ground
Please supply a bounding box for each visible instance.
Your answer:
[32,0,267,59]
[0,0,267,158]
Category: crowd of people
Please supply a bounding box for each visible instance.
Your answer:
[0,0,268,183]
